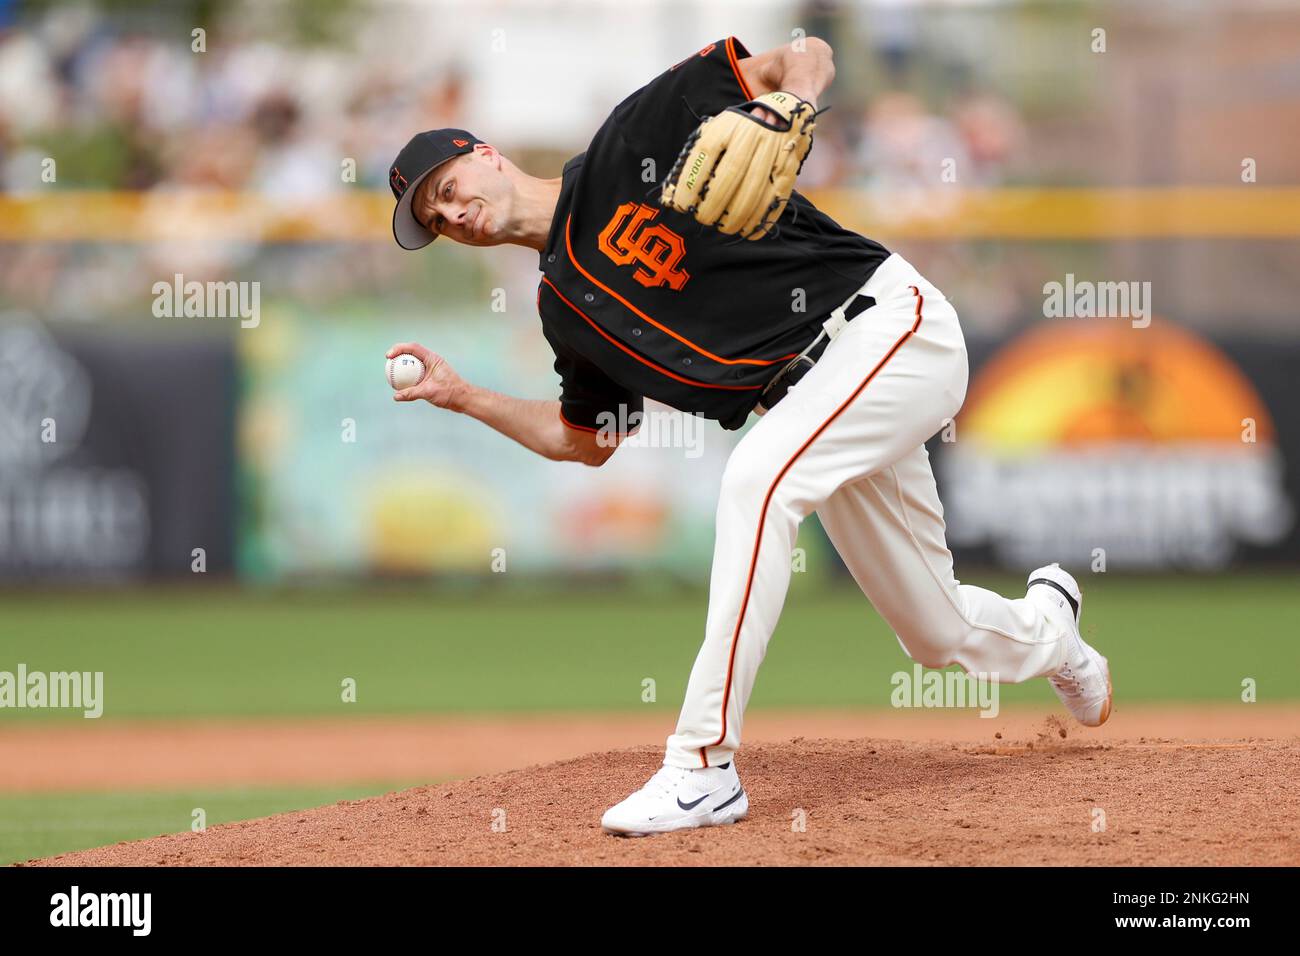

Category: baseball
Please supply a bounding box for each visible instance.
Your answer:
[386,353,425,390]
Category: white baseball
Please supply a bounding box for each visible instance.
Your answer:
[386,353,426,390]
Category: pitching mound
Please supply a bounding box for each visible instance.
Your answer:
[27,726,1300,866]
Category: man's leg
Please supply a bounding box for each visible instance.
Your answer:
[665,263,970,769]
[816,443,1071,682]
[604,257,1108,834]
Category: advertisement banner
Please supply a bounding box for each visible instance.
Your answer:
[0,316,236,581]
[235,309,734,581]
[936,320,1298,570]
[234,311,1300,580]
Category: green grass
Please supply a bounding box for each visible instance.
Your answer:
[0,573,1296,721]
[0,782,417,866]
[0,575,1294,864]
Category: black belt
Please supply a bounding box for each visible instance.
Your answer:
[757,294,876,412]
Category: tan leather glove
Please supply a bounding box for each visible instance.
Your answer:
[660,91,819,241]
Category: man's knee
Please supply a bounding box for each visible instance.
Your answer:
[911,647,957,670]
[895,628,962,670]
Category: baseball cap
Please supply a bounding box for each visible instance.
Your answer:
[389,129,484,250]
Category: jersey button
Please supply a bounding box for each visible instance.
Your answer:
[632,328,642,336]
[584,292,595,303]
[682,357,692,366]
[546,254,556,263]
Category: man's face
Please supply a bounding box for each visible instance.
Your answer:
[413,146,511,246]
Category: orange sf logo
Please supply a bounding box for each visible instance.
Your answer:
[597,202,690,291]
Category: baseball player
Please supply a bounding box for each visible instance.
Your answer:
[385,36,1112,837]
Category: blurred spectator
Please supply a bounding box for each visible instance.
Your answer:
[951,91,1026,187]
[852,91,969,192]
[248,90,340,195]
[0,19,60,136]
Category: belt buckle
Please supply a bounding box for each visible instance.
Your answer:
[757,292,875,415]
[759,354,816,412]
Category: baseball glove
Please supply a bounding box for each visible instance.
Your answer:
[660,91,819,241]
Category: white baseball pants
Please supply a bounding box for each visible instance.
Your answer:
[665,253,1072,769]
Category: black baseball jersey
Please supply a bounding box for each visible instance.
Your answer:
[537,36,890,432]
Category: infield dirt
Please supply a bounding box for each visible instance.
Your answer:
[20,706,1300,866]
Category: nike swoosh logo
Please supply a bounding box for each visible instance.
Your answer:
[677,792,713,811]
[714,788,745,812]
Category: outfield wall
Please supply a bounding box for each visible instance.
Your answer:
[4,311,1295,582]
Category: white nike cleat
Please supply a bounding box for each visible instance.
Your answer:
[1027,563,1113,727]
[601,761,748,837]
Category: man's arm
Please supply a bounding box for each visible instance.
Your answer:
[386,342,620,467]
[740,36,836,109]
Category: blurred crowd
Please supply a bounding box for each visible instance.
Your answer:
[3,0,1287,334]
[0,4,1024,197]
[0,1,1039,332]
[0,5,469,195]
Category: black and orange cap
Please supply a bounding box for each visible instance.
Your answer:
[389,129,483,250]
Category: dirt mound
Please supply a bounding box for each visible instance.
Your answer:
[26,731,1300,866]
[11,705,1297,795]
